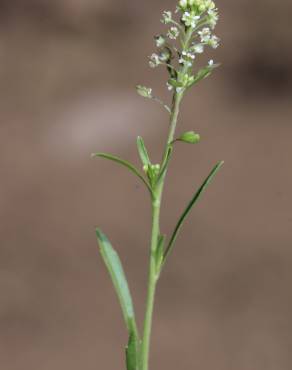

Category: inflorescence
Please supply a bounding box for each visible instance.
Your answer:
[137,0,220,97]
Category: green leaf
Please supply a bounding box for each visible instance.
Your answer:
[155,146,173,186]
[137,136,151,168]
[91,152,151,193]
[155,234,166,275]
[126,332,140,370]
[96,229,138,333]
[163,161,224,264]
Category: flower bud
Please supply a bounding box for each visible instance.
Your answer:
[149,53,161,68]
[178,131,201,144]
[179,0,188,9]
[136,85,153,98]
[161,11,172,24]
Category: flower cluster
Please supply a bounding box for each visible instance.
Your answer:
[179,0,216,14]
[138,0,220,97]
[198,27,219,47]
[143,163,161,187]
[167,71,196,93]
[178,0,219,30]
[181,11,200,28]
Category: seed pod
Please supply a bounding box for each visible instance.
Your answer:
[178,131,201,144]
[136,85,153,98]
[155,35,166,48]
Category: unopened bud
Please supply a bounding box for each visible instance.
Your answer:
[179,0,188,9]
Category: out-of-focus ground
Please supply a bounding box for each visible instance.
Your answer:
[0,1,292,369]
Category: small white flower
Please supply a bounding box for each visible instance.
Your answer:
[182,50,196,59]
[161,10,172,24]
[167,26,180,40]
[208,9,219,29]
[182,11,200,28]
[208,59,214,66]
[198,27,211,42]
[179,0,188,9]
[191,43,204,54]
[179,57,193,67]
[208,35,220,49]
[166,82,173,91]
[206,0,216,11]
[149,53,161,68]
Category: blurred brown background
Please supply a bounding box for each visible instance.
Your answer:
[1,1,292,369]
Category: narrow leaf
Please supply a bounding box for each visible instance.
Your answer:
[137,136,151,167]
[163,161,224,263]
[155,146,173,186]
[126,332,140,370]
[96,229,138,333]
[92,152,151,193]
[155,234,166,275]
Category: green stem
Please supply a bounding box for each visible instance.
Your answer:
[141,201,160,370]
[140,27,193,370]
[140,92,183,370]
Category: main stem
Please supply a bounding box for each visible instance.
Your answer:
[140,92,182,370]
[141,27,193,370]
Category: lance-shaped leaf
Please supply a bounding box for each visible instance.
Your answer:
[92,152,151,193]
[163,161,224,264]
[155,234,166,276]
[96,229,138,334]
[137,136,151,168]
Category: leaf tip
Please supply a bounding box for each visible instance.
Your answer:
[95,228,104,242]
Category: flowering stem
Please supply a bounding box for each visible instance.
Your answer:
[141,94,183,370]
[94,2,222,370]
[140,200,160,370]
[140,27,193,370]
